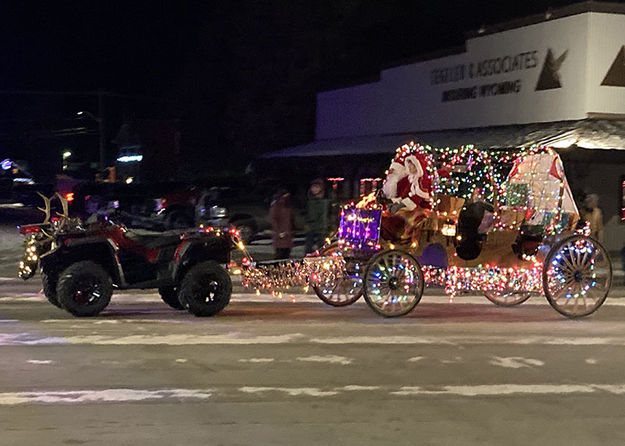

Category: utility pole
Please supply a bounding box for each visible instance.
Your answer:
[97,90,106,169]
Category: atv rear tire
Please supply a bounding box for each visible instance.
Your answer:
[42,269,62,308]
[158,286,184,310]
[56,261,113,317]
[178,261,232,317]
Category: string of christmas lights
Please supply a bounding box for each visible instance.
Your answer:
[242,256,346,294]
[18,235,40,279]
[421,262,543,298]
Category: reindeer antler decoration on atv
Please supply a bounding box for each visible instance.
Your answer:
[36,191,52,224]
[36,191,70,221]
[34,191,72,235]
[54,192,70,220]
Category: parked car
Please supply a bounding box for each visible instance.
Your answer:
[199,186,270,243]
[71,181,201,230]
[71,179,304,243]
[198,181,308,244]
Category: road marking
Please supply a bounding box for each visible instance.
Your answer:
[309,336,625,346]
[0,388,213,405]
[585,358,599,364]
[0,333,68,345]
[41,319,185,324]
[391,384,598,396]
[4,332,625,347]
[296,355,353,365]
[408,356,425,362]
[342,385,380,391]
[239,387,339,397]
[2,383,625,405]
[239,358,275,363]
[441,356,464,364]
[489,356,545,369]
[26,359,54,365]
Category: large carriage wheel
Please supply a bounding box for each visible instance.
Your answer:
[363,249,424,317]
[543,235,611,318]
[312,243,363,307]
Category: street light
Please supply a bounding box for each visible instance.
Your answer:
[76,109,106,169]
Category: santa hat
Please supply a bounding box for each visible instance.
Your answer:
[393,153,406,164]
[388,161,406,175]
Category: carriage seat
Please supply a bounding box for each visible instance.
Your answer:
[456,201,493,260]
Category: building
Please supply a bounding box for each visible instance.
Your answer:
[113,120,180,184]
[264,1,625,251]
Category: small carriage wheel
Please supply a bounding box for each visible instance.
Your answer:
[363,249,424,317]
[543,235,611,318]
[312,244,363,307]
[483,290,532,307]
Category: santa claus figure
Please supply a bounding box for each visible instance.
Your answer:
[382,159,407,199]
[382,152,433,241]
[390,154,432,213]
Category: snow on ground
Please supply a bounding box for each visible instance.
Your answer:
[0,224,22,277]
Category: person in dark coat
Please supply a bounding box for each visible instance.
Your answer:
[305,178,329,254]
[269,189,294,259]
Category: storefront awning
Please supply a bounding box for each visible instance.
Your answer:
[261,119,625,158]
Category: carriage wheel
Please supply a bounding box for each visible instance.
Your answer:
[312,244,363,307]
[543,235,611,318]
[484,275,532,307]
[363,249,424,317]
[484,290,532,307]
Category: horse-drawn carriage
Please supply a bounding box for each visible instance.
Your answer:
[245,142,612,319]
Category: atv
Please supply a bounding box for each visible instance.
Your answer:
[18,193,236,317]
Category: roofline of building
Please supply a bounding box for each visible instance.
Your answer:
[322,1,625,93]
[465,1,625,39]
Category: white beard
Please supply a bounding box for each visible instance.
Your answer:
[383,174,402,198]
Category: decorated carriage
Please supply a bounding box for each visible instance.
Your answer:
[244,142,612,318]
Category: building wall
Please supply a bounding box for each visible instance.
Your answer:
[314,10,625,251]
[316,12,625,139]
[586,13,625,116]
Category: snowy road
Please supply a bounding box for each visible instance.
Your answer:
[2,220,625,444]
[2,279,625,445]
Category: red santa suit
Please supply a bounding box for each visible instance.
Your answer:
[392,154,432,210]
[383,153,433,241]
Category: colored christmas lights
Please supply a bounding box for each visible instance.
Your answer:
[18,235,39,279]
[237,141,601,318]
[242,256,346,294]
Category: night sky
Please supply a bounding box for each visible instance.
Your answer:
[2,0,622,175]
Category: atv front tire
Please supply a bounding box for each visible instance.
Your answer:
[158,286,184,310]
[178,261,232,317]
[56,261,113,317]
[42,268,62,308]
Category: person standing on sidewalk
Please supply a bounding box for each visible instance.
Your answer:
[580,193,604,242]
[269,189,294,259]
[305,178,329,255]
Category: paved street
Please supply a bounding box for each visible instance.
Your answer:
[2,272,625,445]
